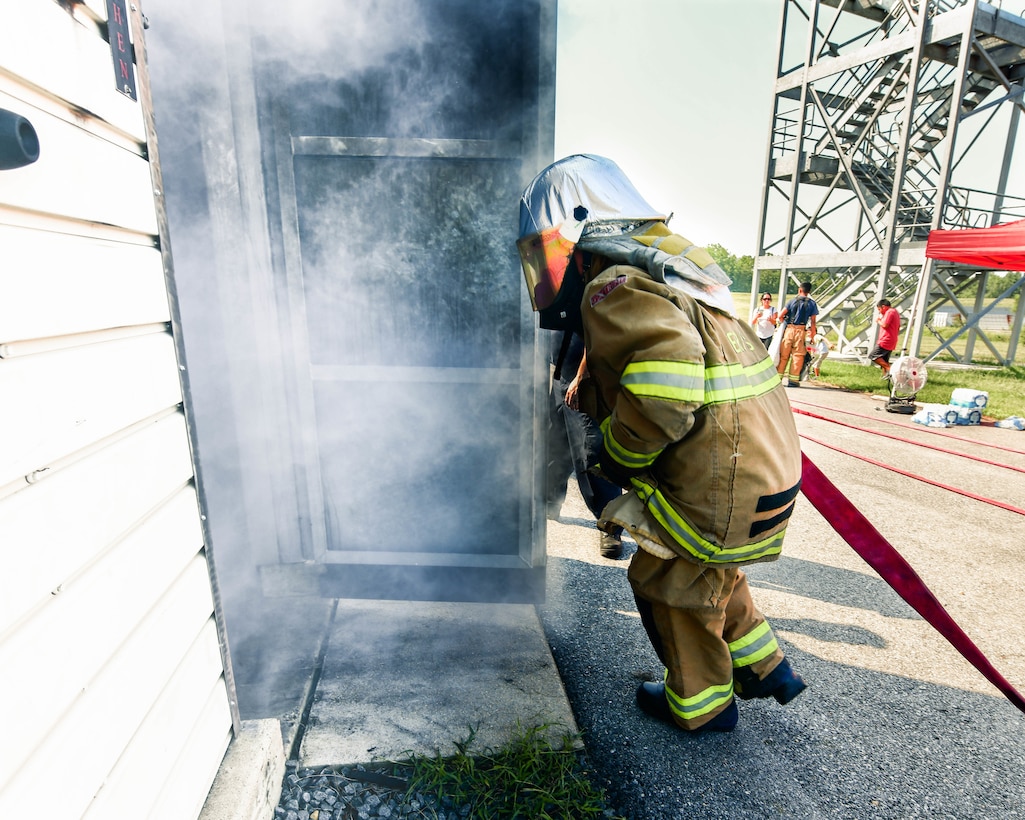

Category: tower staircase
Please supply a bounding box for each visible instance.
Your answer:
[756,0,1025,366]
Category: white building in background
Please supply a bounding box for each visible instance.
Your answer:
[931,306,1015,331]
[0,2,250,817]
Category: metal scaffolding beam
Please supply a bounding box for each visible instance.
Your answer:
[755,0,1025,367]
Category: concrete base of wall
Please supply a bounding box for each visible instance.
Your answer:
[199,719,286,820]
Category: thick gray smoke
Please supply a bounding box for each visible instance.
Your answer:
[144,0,547,720]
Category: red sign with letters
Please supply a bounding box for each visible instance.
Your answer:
[105,0,137,100]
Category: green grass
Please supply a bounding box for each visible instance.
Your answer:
[816,359,1025,420]
[399,724,621,820]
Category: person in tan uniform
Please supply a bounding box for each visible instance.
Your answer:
[518,155,806,733]
[776,282,819,387]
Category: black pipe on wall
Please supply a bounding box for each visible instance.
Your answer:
[0,108,40,170]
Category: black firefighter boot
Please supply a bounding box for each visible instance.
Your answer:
[733,658,807,704]
[636,682,739,733]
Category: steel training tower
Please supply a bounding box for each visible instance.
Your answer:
[755,0,1025,366]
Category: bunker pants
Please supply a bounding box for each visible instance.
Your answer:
[777,324,808,380]
[628,549,785,730]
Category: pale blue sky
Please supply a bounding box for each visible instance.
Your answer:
[555,0,784,256]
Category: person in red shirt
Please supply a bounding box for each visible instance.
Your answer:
[871,299,900,379]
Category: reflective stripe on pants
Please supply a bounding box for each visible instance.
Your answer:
[629,552,784,730]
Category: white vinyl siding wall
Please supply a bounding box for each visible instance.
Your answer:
[0,1,234,817]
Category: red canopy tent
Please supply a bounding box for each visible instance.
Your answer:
[925,218,1025,270]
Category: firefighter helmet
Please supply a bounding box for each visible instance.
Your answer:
[517,154,665,328]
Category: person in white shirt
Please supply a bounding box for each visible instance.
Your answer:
[809,334,831,379]
[750,292,777,349]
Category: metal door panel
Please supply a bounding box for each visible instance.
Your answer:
[255,0,551,601]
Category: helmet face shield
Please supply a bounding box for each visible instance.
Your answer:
[517,222,579,312]
[517,154,665,318]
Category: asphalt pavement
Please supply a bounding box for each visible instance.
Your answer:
[540,382,1025,820]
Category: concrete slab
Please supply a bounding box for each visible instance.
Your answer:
[230,595,336,755]
[299,600,578,767]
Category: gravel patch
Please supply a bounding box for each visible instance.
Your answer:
[275,761,473,820]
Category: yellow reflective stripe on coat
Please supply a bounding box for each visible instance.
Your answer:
[728,621,780,669]
[621,360,704,403]
[600,418,661,469]
[621,358,780,406]
[632,478,786,564]
[704,358,781,404]
[664,676,734,721]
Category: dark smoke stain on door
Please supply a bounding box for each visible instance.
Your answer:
[256,0,552,602]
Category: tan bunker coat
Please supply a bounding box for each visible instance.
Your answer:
[581,263,803,729]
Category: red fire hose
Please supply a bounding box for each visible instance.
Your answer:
[791,397,1025,457]
[793,406,1025,476]
[800,452,1025,714]
[798,430,1025,517]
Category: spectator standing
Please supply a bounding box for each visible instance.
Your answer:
[751,292,778,349]
[871,299,900,379]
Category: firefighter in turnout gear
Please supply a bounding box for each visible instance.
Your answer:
[518,155,807,732]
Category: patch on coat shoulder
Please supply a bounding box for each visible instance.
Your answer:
[590,275,627,307]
